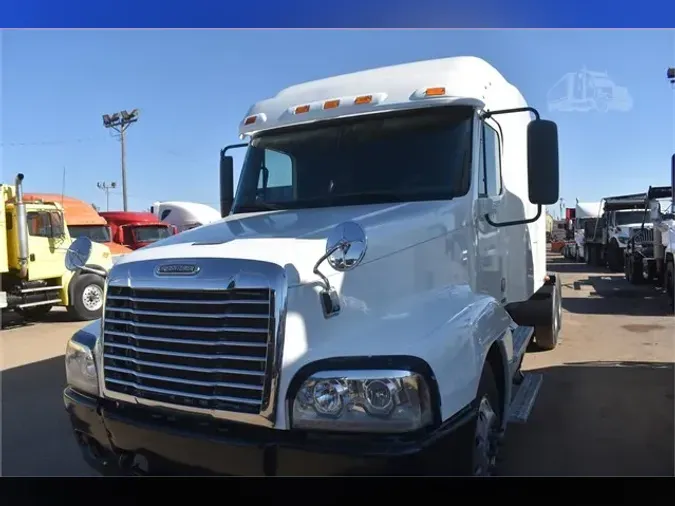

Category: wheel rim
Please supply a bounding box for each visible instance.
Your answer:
[82,284,103,312]
[473,396,499,476]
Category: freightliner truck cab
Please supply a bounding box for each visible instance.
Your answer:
[63,56,561,476]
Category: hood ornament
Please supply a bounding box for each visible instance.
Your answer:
[155,263,201,276]
[313,222,368,319]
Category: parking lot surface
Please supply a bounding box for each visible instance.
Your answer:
[1,254,673,476]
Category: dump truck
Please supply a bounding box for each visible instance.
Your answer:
[23,193,132,262]
[63,56,560,476]
[99,211,176,250]
[1,175,113,321]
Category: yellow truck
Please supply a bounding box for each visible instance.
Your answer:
[1,173,113,321]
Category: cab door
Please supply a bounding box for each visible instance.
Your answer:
[25,209,69,281]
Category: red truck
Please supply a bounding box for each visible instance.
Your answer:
[99,211,176,250]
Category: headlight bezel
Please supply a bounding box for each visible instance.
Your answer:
[65,328,100,397]
[288,357,440,435]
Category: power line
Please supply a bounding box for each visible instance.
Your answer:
[1,136,103,147]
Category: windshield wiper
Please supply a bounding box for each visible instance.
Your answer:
[233,202,286,213]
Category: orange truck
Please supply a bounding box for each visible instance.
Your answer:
[23,194,132,260]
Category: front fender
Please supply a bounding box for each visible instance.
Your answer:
[277,280,512,428]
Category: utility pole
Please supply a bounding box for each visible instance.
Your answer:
[97,181,117,212]
[102,109,139,211]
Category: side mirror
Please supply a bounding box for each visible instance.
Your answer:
[527,119,560,205]
[66,236,93,272]
[220,151,234,217]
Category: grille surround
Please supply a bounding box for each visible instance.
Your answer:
[96,258,288,428]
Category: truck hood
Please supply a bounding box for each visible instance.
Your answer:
[113,201,465,286]
[105,241,132,255]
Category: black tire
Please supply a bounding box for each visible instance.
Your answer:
[67,273,105,321]
[627,255,644,285]
[666,261,674,314]
[607,240,624,272]
[534,277,561,351]
[16,304,53,321]
[468,364,501,477]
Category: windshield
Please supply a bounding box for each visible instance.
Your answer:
[68,225,111,243]
[615,211,648,226]
[132,225,172,243]
[232,106,473,212]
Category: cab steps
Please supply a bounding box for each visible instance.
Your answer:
[507,372,543,424]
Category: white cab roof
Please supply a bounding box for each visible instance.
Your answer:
[239,56,524,136]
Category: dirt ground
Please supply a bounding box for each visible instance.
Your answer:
[1,254,673,476]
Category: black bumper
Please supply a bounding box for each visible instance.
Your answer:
[64,387,477,476]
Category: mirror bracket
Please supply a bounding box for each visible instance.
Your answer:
[480,106,540,121]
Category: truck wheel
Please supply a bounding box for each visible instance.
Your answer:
[534,277,561,351]
[469,364,501,477]
[16,304,53,321]
[67,274,105,321]
[607,241,623,272]
[627,255,644,285]
[666,261,674,313]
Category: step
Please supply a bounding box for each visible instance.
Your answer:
[511,325,534,364]
[507,372,543,424]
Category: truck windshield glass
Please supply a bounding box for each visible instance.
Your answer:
[615,211,648,226]
[232,106,473,212]
[133,225,172,243]
[68,225,111,243]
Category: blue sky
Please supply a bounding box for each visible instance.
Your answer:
[2,30,674,216]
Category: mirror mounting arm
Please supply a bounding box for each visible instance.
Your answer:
[485,204,542,228]
[480,106,540,121]
[79,265,108,278]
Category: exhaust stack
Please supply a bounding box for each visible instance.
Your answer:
[15,173,30,278]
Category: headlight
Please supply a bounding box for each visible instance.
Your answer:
[617,236,629,244]
[65,327,100,397]
[291,370,433,433]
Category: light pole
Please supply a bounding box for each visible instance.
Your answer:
[102,109,139,211]
[97,181,117,212]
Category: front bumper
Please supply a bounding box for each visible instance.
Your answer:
[64,387,477,476]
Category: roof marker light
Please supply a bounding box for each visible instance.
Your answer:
[295,105,310,114]
[354,95,373,105]
[323,99,340,110]
[424,87,446,97]
[244,116,257,125]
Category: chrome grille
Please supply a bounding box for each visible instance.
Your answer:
[102,286,274,415]
[631,228,654,244]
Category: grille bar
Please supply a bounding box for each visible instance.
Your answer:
[103,286,273,414]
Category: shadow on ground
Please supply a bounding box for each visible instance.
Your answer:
[1,355,97,476]
[499,360,675,476]
[1,309,78,331]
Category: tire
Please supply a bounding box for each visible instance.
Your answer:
[627,255,644,285]
[534,277,561,351]
[607,240,624,272]
[666,261,674,314]
[67,273,105,321]
[16,304,53,321]
[468,364,501,477]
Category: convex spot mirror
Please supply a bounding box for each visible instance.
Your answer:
[527,119,560,206]
[66,236,93,272]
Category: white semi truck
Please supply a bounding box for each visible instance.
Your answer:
[62,56,561,476]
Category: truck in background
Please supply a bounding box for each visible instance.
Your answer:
[584,195,651,271]
[150,201,221,232]
[99,211,176,251]
[23,193,132,261]
[563,202,601,263]
[1,175,112,321]
[63,56,560,476]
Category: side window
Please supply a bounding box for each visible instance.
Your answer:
[160,209,171,221]
[479,123,503,197]
[258,149,293,201]
[50,211,65,237]
[27,211,51,237]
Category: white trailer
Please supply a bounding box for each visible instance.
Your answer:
[150,201,221,233]
[62,56,561,476]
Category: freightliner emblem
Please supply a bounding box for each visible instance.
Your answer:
[155,263,201,276]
